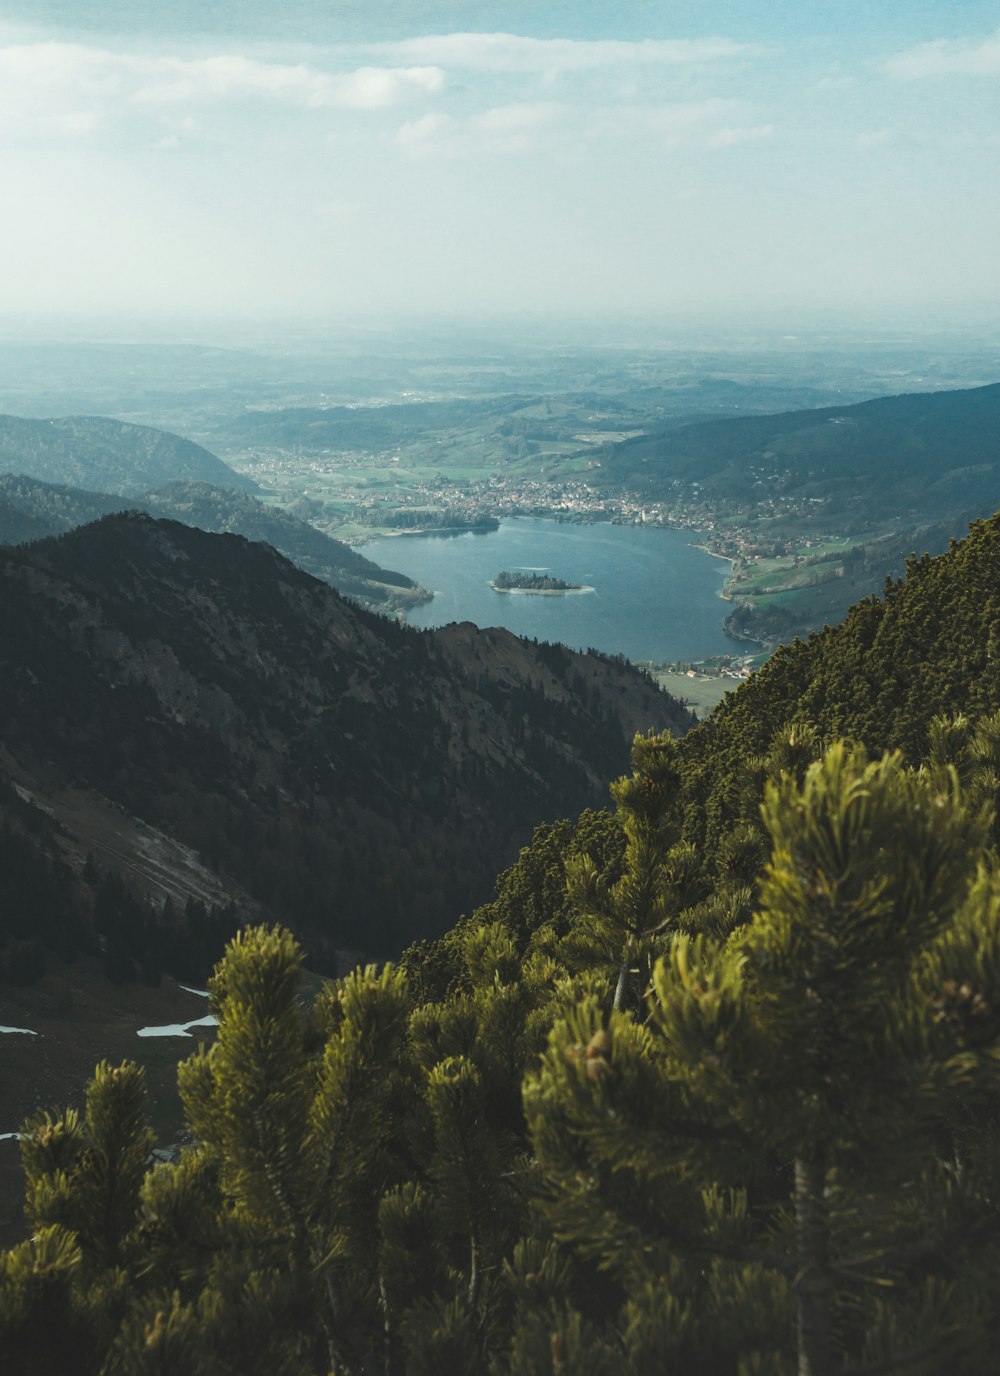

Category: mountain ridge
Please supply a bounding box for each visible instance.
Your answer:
[0,473,428,614]
[0,512,688,964]
[608,381,1000,520]
[0,413,257,496]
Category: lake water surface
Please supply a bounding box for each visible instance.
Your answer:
[359,518,747,663]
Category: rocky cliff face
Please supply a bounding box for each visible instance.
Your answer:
[0,514,690,959]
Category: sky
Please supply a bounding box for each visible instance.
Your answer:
[0,1,998,326]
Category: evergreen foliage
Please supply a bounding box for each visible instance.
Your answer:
[9,520,1000,1369]
[7,718,1000,1371]
[524,739,1000,1374]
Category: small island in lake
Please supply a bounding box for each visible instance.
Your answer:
[491,569,591,594]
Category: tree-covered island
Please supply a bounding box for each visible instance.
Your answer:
[492,569,585,593]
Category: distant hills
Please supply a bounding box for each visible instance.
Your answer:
[608,382,1000,523]
[0,474,427,615]
[600,382,1000,641]
[205,379,891,458]
[0,513,687,965]
[213,396,521,451]
[0,414,257,496]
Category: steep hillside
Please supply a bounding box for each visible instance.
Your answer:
[432,506,1000,993]
[0,473,125,543]
[676,516,999,806]
[142,481,427,609]
[9,515,1000,1371]
[608,382,1000,522]
[584,508,1000,885]
[0,415,256,496]
[0,495,64,546]
[0,474,428,614]
[0,514,688,963]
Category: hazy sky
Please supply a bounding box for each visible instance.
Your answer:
[1,1,998,324]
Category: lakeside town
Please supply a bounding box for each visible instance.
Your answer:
[232,444,837,564]
[227,442,876,673]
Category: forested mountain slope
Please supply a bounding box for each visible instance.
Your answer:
[0,474,427,613]
[0,513,686,966]
[473,510,1000,942]
[7,512,1000,1375]
[669,513,1000,860]
[609,381,1000,520]
[0,414,256,496]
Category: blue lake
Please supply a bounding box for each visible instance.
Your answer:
[358,517,748,663]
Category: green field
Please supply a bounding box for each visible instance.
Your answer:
[652,670,740,719]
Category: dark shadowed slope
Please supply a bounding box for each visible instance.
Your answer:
[0,513,689,959]
[0,474,427,613]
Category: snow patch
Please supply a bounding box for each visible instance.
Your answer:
[137,1014,218,1039]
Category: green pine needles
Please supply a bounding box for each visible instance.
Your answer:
[6,723,1000,1374]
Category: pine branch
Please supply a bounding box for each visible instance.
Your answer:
[838,1215,1000,1277]
[839,1323,970,1376]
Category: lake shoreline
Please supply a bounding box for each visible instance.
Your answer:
[357,515,747,663]
[491,583,595,596]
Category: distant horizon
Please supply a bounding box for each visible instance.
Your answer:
[0,303,999,354]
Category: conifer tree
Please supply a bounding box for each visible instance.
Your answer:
[19,1060,154,1271]
[176,926,414,1375]
[561,733,696,1011]
[524,741,1000,1375]
[1,1061,154,1374]
[9,718,1000,1374]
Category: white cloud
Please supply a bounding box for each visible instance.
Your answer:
[0,40,444,145]
[886,27,1000,79]
[593,99,740,148]
[705,123,774,149]
[59,110,100,135]
[372,32,766,74]
[396,111,454,150]
[128,54,327,106]
[466,102,560,154]
[396,104,562,160]
[317,199,366,218]
[131,54,445,111]
[393,97,764,164]
[326,65,443,110]
[0,41,122,100]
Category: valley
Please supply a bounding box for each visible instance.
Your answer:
[2,332,1000,1354]
[5,330,999,651]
